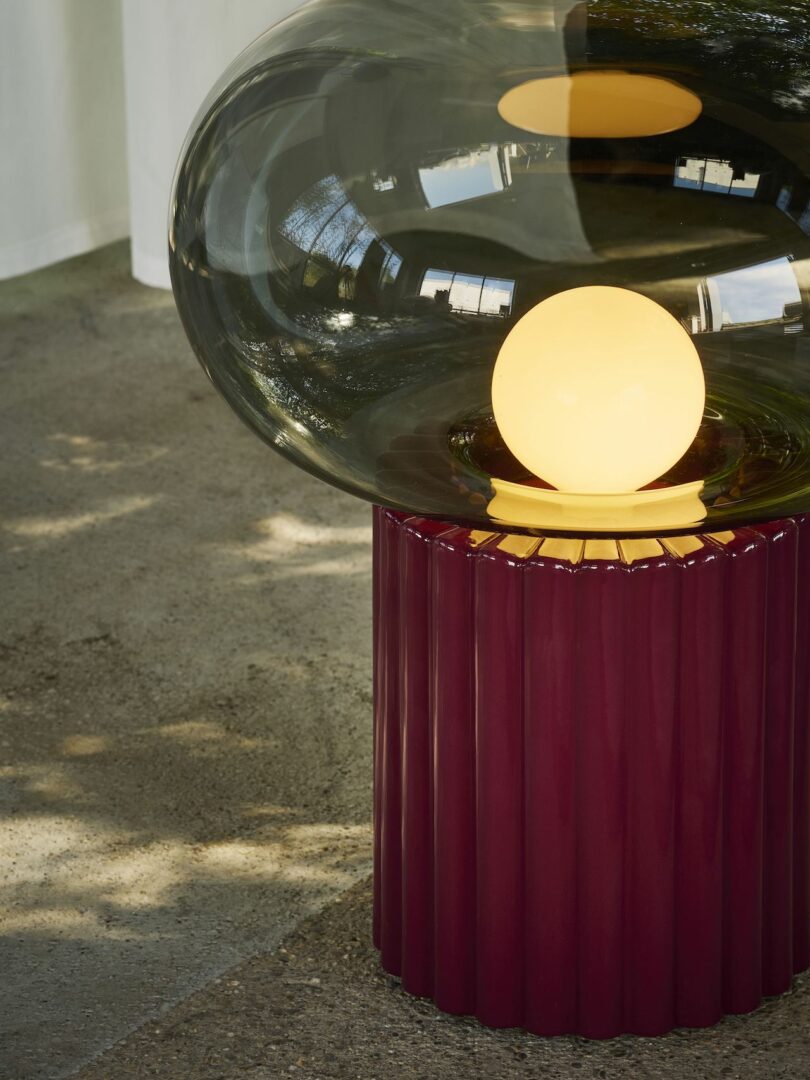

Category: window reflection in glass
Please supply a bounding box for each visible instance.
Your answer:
[418,146,513,209]
[420,269,454,308]
[698,256,803,331]
[449,273,486,313]
[280,175,350,250]
[419,269,515,317]
[280,174,404,305]
[379,248,403,288]
[372,174,397,193]
[480,278,516,316]
[675,157,761,198]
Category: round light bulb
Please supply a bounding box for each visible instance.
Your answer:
[491,286,706,494]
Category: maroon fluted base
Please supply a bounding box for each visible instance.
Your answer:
[371,507,810,1038]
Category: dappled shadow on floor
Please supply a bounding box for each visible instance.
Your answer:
[0,242,374,1079]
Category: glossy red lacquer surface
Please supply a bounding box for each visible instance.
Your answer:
[372,508,810,1038]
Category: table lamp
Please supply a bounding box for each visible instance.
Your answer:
[169,0,810,1038]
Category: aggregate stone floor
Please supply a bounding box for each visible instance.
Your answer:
[0,244,372,1079]
[2,244,810,1080]
[74,878,810,1080]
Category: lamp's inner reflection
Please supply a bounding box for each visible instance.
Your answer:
[498,71,703,139]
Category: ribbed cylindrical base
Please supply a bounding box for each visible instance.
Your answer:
[372,507,810,1038]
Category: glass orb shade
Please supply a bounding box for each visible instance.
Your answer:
[170,0,810,536]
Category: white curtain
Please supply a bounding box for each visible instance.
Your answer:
[0,0,307,288]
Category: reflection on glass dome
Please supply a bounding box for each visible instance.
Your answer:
[170,0,810,536]
[419,146,513,209]
[498,72,703,139]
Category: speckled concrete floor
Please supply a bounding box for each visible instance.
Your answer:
[0,244,373,1079]
[74,878,810,1080]
[2,244,810,1080]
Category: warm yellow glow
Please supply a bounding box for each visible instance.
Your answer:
[491,286,706,494]
[498,71,702,139]
[620,539,665,565]
[488,478,707,534]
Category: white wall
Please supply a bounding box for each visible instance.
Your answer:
[0,0,129,280]
[121,0,307,289]
[0,0,309,286]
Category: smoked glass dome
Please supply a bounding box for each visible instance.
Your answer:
[170,0,810,536]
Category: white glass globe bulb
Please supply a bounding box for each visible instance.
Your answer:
[491,286,706,494]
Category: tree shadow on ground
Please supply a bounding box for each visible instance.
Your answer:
[0,242,377,1079]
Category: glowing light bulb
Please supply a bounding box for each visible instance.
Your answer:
[491,286,706,494]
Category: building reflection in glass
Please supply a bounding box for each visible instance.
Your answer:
[675,156,761,198]
[418,145,513,209]
[696,255,803,333]
[419,269,515,317]
[279,174,402,304]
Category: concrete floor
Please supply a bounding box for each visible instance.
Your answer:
[74,879,810,1080]
[3,243,810,1080]
[0,244,373,1079]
